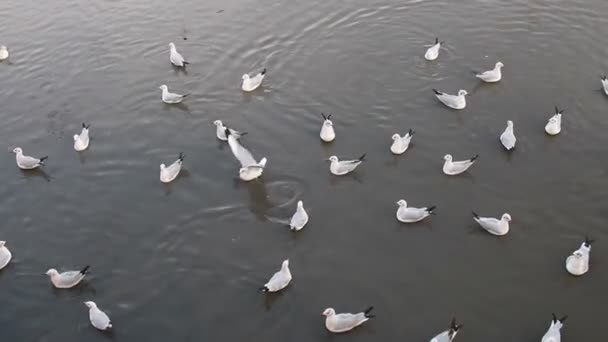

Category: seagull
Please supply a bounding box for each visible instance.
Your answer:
[433,89,468,109]
[601,76,608,96]
[429,317,463,342]
[159,85,188,104]
[500,120,516,150]
[169,42,189,67]
[328,154,366,176]
[424,38,443,61]
[73,123,90,151]
[46,265,90,288]
[84,301,112,331]
[226,129,267,181]
[241,68,266,92]
[213,120,246,141]
[390,129,415,155]
[541,313,567,342]
[0,241,12,270]
[320,113,336,142]
[566,237,593,276]
[442,154,477,175]
[396,199,435,223]
[160,152,184,183]
[472,212,511,236]
[289,200,309,231]
[260,259,292,293]
[475,62,504,82]
[545,106,563,136]
[0,45,8,60]
[322,306,375,333]
[12,147,47,170]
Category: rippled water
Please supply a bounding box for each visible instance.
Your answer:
[1,0,607,340]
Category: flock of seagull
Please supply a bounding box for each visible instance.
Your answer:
[0,34,606,340]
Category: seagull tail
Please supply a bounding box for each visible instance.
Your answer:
[107,323,113,329]
[472,211,480,219]
[450,317,463,333]
[358,153,367,161]
[259,286,269,292]
[182,61,190,65]
[435,37,439,44]
[82,122,90,129]
[178,152,185,162]
[181,93,190,98]
[555,106,564,114]
[469,154,479,162]
[432,88,442,95]
[601,75,607,81]
[426,206,437,215]
[80,265,91,275]
[39,156,48,164]
[407,128,415,137]
[260,68,267,76]
[363,306,375,318]
[558,314,568,323]
[321,112,327,120]
[584,236,594,246]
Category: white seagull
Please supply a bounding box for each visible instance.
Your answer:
[566,237,593,276]
[541,313,567,342]
[500,120,516,150]
[73,123,90,151]
[0,45,8,60]
[545,106,563,136]
[328,154,366,176]
[322,306,375,333]
[46,265,90,289]
[475,62,504,82]
[390,129,415,155]
[168,42,189,67]
[289,200,309,231]
[429,318,463,342]
[12,147,47,170]
[213,120,246,141]
[260,259,292,293]
[84,301,112,331]
[433,89,468,110]
[160,152,184,183]
[472,212,511,236]
[396,199,435,223]
[0,241,12,270]
[241,68,266,92]
[601,76,608,96]
[159,85,188,104]
[320,113,336,142]
[424,38,443,61]
[226,129,267,181]
[442,154,477,175]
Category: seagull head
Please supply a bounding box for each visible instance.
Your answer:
[391,133,401,141]
[327,156,338,162]
[242,74,250,81]
[458,90,469,97]
[496,62,504,68]
[324,119,333,126]
[0,241,5,248]
[572,251,584,258]
[549,117,558,124]
[322,308,336,316]
[501,213,512,222]
[168,42,175,49]
[46,269,59,276]
[213,120,223,127]
[84,301,97,309]
[12,147,22,154]
[396,199,407,207]
[160,163,166,170]
[443,154,453,162]
[159,85,168,91]
[73,134,80,141]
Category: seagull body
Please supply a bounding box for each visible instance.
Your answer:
[396,199,435,223]
[541,314,567,342]
[73,123,90,151]
[261,259,292,292]
[322,307,375,333]
[424,38,443,61]
[46,265,90,288]
[601,76,608,96]
[390,129,415,155]
[226,129,267,181]
[159,85,188,104]
[213,120,246,141]
[0,241,12,270]
[442,154,477,175]
[169,42,189,67]
[500,120,516,150]
[289,200,309,231]
[84,301,112,331]
[160,153,184,183]
[241,68,266,92]
[12,147,47,170]
[328,154,366,176]
[566,238,592,276]
[320,113,335,142]
[472,212,511,236]
[0,46,8,60]
[429,318,463,342]
[433,89,468,109]
[545,107,563,136]
[475,62,504,82]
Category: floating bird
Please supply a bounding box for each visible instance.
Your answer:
[241,68,266,92]
[442,154,477,175]
[168,42,189,67]
[160,152,184,183]
[226,129,267,181]
[0,45,8,60]
[328,154,366,176]
[545,106,563,136]
[260,259,292,293]
[541,313,567,342]
[320,113,335,142]
[500,120,516,150]
[73,123,90,151]
[390,129,415,155]
[424,38,443,61]
[46,265,90,289]
[159,85,188,104]
[84,301,112,331]
[396,199,435,223]
[601,76,608,96]
[12,147,47,170]
[433,89,468,110]
[0,241,12,270]
[213,120,246,141]
[472,212,511,236]
[566,237,593,276]
[289,200,309,231]
[322,306,375,333]
[429,317,463,342]
[475,62,504,82]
